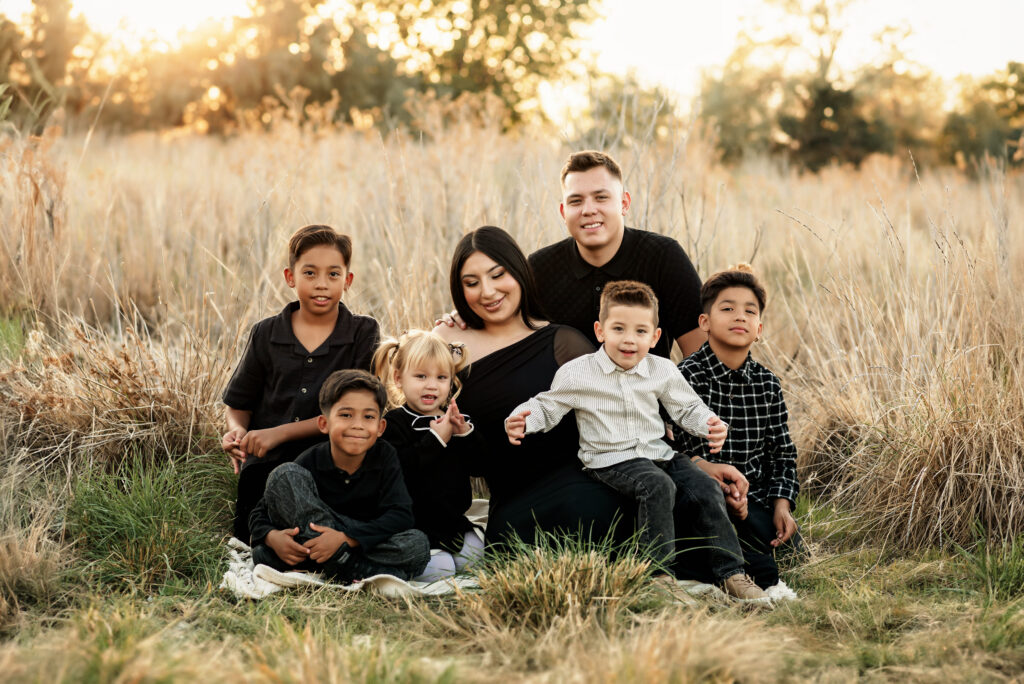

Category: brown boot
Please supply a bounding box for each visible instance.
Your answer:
[721,573,773,605]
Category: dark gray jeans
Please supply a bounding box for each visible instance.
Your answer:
[587,455,745,582]
[257,463,429,582]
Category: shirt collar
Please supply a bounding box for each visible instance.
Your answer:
[595,345,652,377]
[269,300,356,352]
[314,440,383,476]
[567,227,637,279]
[697,342,754,382]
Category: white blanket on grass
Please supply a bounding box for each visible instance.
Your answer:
[219,537,480,599]
[220,499,491,600]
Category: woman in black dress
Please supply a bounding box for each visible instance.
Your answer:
[434,226,632,546]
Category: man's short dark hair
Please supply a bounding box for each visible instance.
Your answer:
[319,369,387,414]
[599,280,659,326]
[700,264,767,314]
[288,224,353,269]
[560,150,623,186]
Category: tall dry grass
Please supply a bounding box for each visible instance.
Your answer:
[1,97,1022,548]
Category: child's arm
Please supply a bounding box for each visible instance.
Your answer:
[764,378,799,545]
[504,366,580,444]
[222,407,251,473]
[659,369,720,448]
[239,418,323,459]
[383,411,449,473]
[249,498,310,564]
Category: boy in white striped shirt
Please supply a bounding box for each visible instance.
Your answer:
[505,281,770,602]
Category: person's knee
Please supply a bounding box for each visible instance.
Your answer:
[648,471,676,502]
[265,462,309,492]
[394,529,430,561]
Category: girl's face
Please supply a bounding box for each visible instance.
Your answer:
[394,361,452,415]
[459,251,522,326]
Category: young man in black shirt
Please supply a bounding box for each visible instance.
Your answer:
[528,150,706,359]
[248,370,429,583]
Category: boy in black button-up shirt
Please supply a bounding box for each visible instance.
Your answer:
[248,370,429,583]
[222,225,380,541]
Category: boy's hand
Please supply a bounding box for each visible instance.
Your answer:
[706,416,728,454]
[448,400,471,436]
[240,426,285,459]
[434,309,467,330]
[772,499,798,547]
[726,493,749,520]
[265,527,309,566]
[305,523,358,563]
[221,427,247,473]
[505,410,530,445]
[430,411,454,443]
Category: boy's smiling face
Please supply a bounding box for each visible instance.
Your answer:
[318,389,386,461]
[699,286,763,351]
[284,244,353,316]
[594,304,661,371]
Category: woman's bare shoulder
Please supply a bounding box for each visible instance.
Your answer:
[433,322,467,342]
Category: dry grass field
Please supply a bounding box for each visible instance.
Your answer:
[1,102,1023,681]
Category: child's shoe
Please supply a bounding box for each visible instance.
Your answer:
[651,574,698,606]
[722,573,773,605]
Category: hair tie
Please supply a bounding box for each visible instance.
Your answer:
[449,343,465,358]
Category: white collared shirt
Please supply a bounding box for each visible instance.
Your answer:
[511,346,716,469]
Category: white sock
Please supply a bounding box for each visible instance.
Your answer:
[414,551,456,582]
[453,528,485,573]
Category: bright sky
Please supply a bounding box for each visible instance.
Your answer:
[6,0,1023,96]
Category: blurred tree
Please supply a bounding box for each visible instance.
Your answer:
[391,0,599,122]
[939,63,1023,170]
[22,0,87,127]
[854,24,944,167]
[698,36,784,163]
[564,71,684,150]
[698,0,944,170]
[777,78,890,170]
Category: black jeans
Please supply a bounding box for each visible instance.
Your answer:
[585,458,677,570]
[588,455,745,582]
[255,463,430,582]
[733,497,804,589]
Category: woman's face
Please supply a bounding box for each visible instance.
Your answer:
[460,251,522,326]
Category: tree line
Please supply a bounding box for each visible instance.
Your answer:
[1,0,1020,173]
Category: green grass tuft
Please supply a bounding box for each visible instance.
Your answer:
[957,524,1024,601]
[64,454,234,591]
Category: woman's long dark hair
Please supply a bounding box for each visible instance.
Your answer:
[449,226,546,330]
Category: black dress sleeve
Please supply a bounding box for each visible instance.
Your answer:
[552,325,596,366]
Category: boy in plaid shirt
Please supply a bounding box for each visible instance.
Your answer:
[676,264,802,590]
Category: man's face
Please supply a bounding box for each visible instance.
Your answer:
[560,166,631,259]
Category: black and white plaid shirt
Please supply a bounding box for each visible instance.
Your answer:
[676,343,799,506]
